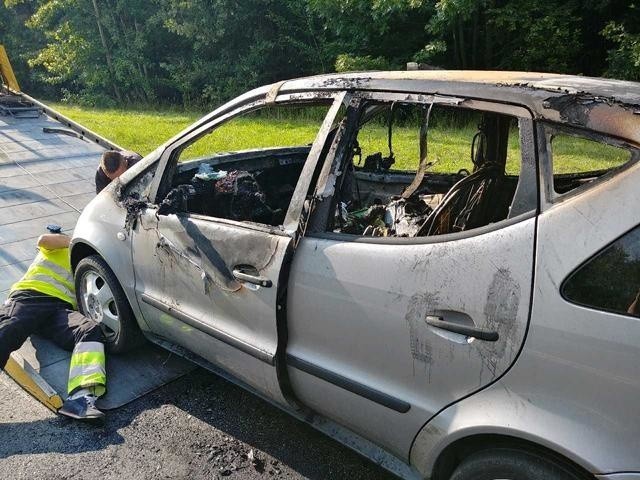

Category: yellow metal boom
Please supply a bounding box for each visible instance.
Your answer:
[0,44,20,92]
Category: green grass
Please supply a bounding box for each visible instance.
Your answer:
[551,135,629,174]
[51,103,203,155]
[180,116,325,161]
[356,122,523,174]
[52,103,630,175]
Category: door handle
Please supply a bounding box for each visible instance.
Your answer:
[426,315,499,342]
[232,267,272,288]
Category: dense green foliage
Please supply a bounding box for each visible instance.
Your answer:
[1,0,639,106]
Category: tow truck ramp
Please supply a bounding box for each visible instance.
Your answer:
[0,50,195,412]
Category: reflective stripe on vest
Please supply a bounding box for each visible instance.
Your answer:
[67,341,106,396]
[10,247,76,307]
[28,274,74,301]
[39,258,73,283]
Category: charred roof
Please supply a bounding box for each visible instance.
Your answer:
[286,70,640,107]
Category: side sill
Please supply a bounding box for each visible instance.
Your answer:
[596,475,640,480]
[140,293,274,365]
[286,354,411,414]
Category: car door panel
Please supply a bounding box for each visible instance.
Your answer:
[131,209,291,399]
[130,92,348,404]
[286,215,535,459]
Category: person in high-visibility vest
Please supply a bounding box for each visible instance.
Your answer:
[0,232,106,421]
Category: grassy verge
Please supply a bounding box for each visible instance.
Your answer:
[51,103,202,156]
[51,103,629,174]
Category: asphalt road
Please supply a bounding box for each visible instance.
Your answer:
[0,368,396,480]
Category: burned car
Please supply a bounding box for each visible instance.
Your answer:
[71,72,640,480]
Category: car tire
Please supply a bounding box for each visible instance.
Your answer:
[449,448,589,480]
[75,254,144,353]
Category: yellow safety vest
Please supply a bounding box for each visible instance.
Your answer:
[10,247,76,308]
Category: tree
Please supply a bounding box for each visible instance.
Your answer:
[0,0,45,93]
[602,3,640,80]
[156,0,330,106]
[309,0,434,70]
[2,0,639,104]
[10,0,176,104]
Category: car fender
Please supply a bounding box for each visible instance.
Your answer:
[70,187,150,332]
[409,377,609,478]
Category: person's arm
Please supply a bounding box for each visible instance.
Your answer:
[95,166,110,194]
[37,233,71,250]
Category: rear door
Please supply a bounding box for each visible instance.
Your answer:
[285,93,538,459]
[130,91,347,402]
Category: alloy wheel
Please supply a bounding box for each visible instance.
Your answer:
[80,270,120,342]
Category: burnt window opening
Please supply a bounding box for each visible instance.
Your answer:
[547,128,639,196]
[156,102,335,225]
[122,162,158,201]
[562,225,640,318]
[327,102,524,238]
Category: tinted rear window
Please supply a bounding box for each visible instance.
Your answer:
[562,226,640,317]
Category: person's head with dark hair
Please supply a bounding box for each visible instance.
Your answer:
[100,150,127,180]
[95,149,143,194]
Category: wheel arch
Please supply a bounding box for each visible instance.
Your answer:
[70,238,133,301]
[430,433,597,480]
[70,240,99,272]
[70,239,150,333]
[408,375,620,479]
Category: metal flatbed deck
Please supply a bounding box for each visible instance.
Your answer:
[0,93,195,411]
[0,105,101,295]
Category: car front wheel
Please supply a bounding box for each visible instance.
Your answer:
[75,254,143,353]
[450,448,590,480]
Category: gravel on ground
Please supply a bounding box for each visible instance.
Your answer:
[0,368,396,480]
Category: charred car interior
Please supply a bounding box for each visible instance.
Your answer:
[141,94,637,242]
[153,99,531,236]
[327,101,523,238]
[149,96,637,242]
[165,146,311,225]
[153,102,332,226]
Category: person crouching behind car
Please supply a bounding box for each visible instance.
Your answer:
[0,233,107,422]
[95,149,142,194]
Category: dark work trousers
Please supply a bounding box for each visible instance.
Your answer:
[0,292,105,370]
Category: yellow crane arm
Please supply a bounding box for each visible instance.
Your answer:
[0,44,21,92]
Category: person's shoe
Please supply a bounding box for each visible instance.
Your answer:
[58,395,105,423]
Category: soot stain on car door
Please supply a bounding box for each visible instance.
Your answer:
[405,291,440,380]
[477,268,521,384]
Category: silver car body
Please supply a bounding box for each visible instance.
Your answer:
[71,71,640,479]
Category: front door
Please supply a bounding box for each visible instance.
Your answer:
[131,92,347,402]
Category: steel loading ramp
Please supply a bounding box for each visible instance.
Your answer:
[0,89,195,411]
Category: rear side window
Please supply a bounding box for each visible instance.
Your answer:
[562,226,640,317]
[548,129,637,195]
